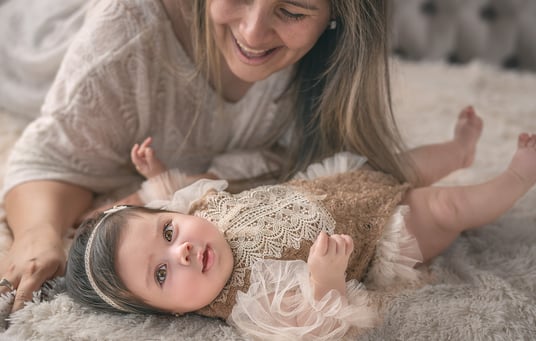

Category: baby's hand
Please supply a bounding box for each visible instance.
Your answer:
[307,231,354,300]
[131,137,168,179]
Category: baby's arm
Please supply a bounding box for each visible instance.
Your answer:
[131,137,168,178]
[307,231,354,300]
[230,235,377,339]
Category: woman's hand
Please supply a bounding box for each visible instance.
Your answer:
[307,231,354,300]
[1,180,92,313]
[0,226,66,312]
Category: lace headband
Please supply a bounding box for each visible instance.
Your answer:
[84,205,132,313]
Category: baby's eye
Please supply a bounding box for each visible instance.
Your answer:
[163,221,173,242]
[155,264,167,285]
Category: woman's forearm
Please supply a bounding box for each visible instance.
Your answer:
[1,180,93,311]
[4,180,93,237]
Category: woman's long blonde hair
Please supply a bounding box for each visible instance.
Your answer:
[190,0,414,183]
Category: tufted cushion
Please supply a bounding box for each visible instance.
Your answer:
[389,0,536,71]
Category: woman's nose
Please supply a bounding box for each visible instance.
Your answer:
[239,5,274,46]
[174,242,192,266]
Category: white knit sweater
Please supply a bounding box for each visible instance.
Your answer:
[2,0,293,197]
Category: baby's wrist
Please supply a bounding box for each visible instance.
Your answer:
[309,274,346,300]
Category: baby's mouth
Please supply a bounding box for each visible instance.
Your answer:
[202,249,208,272]
[202,246,211,273]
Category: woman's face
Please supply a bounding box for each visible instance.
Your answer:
[115,211,234,314]
[208,0,331,83]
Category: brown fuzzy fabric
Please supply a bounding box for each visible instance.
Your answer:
[288,170,410,281]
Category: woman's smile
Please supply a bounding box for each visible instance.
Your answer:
[232,33,280,65]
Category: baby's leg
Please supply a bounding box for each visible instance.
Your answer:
[407,106,483,187]
[403,133,536,262]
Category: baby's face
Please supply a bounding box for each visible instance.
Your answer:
[115,211,233,314]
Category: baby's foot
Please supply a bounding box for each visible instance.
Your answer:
[453,106,483,168]
[507,133,536,188]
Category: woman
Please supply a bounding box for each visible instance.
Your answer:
[0,0,424,313]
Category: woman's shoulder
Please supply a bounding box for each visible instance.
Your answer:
[44,0,179,111]
[81,0,170,52]
[54,0,172,82]
[88,0,168,26]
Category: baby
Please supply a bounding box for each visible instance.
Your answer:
[65,109,536,340]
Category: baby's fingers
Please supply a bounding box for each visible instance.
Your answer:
[341,234,354,256]
[131,143,140,161]
[145,147,156,164]
[311,231,329,256]
[327,234,340,255]
[330,234,354,256]
[139,136,153,150]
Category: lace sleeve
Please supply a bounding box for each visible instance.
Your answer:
[228,259,379,340]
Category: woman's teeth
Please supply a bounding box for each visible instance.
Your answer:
[236,40,272,58]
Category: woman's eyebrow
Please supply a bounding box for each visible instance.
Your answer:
[283,0,320,11]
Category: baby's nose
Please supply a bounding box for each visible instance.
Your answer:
[176,242,192,266]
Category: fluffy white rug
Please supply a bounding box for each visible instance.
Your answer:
[1,59,535,340]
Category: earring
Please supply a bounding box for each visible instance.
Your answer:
[328,20,337,30]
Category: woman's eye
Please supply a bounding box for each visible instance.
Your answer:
[279,8,305,21]
[155,264,167,285]
[163,222,173,242]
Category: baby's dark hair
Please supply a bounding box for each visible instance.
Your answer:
[65,206,169,315]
